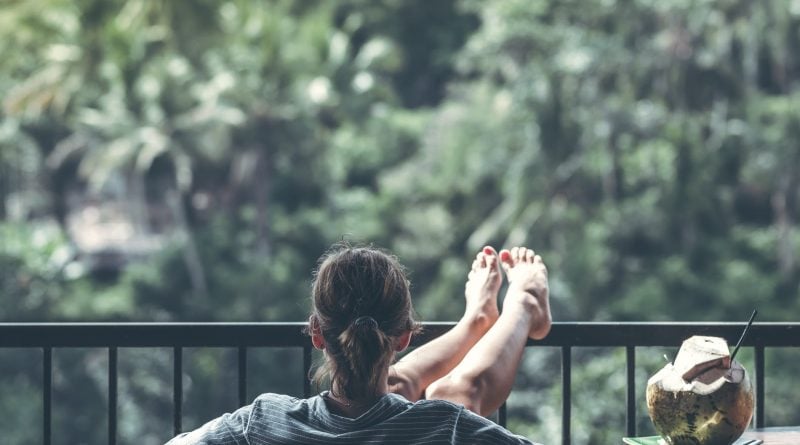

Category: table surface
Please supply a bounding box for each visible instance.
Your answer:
[623,427,800,445]
[740,426,800,445]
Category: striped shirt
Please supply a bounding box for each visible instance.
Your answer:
[165,392,540,445]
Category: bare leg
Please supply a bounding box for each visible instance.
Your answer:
[424,246,551,416]
[388,246,502,401]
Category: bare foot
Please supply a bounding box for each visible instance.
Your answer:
[499,246,552,339]
[463,246,502,331]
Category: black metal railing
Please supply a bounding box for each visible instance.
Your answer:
[1,322,798,445]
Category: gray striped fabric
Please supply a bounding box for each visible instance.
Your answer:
[165,392,540,445]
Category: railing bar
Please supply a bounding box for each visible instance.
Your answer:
[109,347,118,445]
[43,347,52,445]
[562,346,571,445]
[5,322,800,347]
[755,345,765,428]
[499,402,507,428]
[303,345,312,398]
[238,347,247,406]
[173,346,183,436]
[626,346,636,437]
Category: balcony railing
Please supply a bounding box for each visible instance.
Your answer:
[1,321,798,445]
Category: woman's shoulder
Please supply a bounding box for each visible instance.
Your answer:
[252,392,304,405]
[249,392,318,417]
[408,396,464,411]
[391,394,470,420]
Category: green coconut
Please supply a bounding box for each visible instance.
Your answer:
[646,336,754,445]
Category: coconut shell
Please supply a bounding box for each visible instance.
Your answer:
[646,359,754,445]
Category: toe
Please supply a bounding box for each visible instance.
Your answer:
[510,247,520,262]
[483,246,499,269]
[486,254,498,270]
[499,249,513,270]
[478,252,487,269]
[525,249,535,263]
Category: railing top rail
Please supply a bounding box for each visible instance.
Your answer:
[0,322,798,347]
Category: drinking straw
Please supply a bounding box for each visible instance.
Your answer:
[730,309,758,362]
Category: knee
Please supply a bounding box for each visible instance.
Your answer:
[388,375,421,402]
[425,374,485,415]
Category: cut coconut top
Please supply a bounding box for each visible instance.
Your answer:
[648,361,746,395]
[673,336,731,381]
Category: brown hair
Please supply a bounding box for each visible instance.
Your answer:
[309,244,419,400]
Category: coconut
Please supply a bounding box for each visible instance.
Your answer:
[646,336,754,445]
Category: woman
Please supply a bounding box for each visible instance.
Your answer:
[167,244,550,444]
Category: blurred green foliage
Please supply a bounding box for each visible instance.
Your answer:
[1,0,799,443]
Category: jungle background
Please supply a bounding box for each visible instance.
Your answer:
[2,0,799,444]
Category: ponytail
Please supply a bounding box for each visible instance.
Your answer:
[336,316,393,399]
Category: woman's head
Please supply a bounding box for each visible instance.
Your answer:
[309,244,418,400]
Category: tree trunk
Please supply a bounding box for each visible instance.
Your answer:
[167,191,208,299]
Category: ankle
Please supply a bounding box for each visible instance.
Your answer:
[503,289,552,339]
[502,289,541,312]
